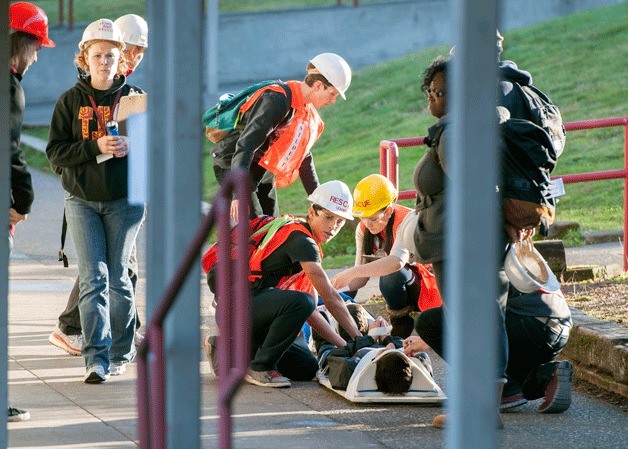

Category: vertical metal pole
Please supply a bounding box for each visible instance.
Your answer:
[0,1,10,446]
[146,0,203,448]
[58,0,63,26]
[447,0,500,448]
[204,0,219,105]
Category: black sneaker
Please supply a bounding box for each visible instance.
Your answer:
[538,360,573,413]
[8,406,30,422]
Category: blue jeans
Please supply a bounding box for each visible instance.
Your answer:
[64,193,145,371]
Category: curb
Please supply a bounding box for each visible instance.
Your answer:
[563,307,628,398]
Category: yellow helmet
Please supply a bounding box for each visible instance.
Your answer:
[352,174,397,218]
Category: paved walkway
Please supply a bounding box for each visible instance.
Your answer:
[6,167,628,448]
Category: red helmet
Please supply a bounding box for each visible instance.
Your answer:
[9,2,55,47]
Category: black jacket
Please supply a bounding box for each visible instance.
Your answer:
[498,60,534,120]
[10,71,34,215]
[211,88,319,194]
[46,75,143,201]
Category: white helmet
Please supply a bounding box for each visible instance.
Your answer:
[504,241,561,293]
[307,180,354,221]
[114,14,148,48]
[79,19,125,50]
[309,53,352,100]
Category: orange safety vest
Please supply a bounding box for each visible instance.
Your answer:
[359,204,442,311]
[249,220,323,296]
[240,80,324,188]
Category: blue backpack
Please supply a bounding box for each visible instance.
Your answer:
[202,80,289,143]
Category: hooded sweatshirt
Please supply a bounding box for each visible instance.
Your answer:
[498,60,534,121]
[10,71,34,215]
[46,75,143,201]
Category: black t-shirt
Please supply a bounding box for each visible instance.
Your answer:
[254,224,320,290]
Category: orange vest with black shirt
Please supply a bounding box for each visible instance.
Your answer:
[239,80,324,188]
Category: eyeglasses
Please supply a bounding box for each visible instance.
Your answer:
[425,88,446,98]
[318,211,345,227]
[360,210,388,225]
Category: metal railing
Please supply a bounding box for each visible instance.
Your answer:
[136,169,251,449]
[379,116,628,270]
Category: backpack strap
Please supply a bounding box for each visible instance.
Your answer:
[58,209,69,268]
[238,81,291,117]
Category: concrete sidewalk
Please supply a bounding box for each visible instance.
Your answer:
[5,169,628,448]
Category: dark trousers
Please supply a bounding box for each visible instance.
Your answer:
[429,259,510,381]
[504,311,571,399]
[249,287,317,380]
[213,164,278,218]
[58,244,140,335]
[379,266,420,311]
[416,306,570,400]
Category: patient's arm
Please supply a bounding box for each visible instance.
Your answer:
[307,309,346,348]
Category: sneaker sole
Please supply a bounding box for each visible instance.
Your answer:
[7,411,30,422]
[244,374,291,388]
[539,361,573,413]
[84,372,109,384]
[48,333,81,356]
[500,397,528,410]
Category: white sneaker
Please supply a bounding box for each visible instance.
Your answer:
[49,324,82,356]
[110,362,127,376]
[84,365,109,384]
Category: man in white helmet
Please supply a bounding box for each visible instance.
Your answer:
[209,53,352,222]
[49,14,149,359]
[114,14,148,76]
[203,181,368,388]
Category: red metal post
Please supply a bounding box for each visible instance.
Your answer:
[380,117,628,268]
[624,121,628,271]
[150,329,166,449]
[135,169,251,449]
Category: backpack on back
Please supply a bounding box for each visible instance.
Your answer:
[202,80,290,143]
[500,117,563,236]
[513,83,566,159]
[201,215,297,293]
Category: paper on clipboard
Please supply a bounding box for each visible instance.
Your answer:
[96,93,148,164]
[116,93,147,134]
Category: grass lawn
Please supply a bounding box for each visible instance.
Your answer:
[22,3,628,267]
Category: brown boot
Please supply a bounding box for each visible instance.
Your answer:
[387,305,415,338]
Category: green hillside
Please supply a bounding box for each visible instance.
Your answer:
[204,3,628,236]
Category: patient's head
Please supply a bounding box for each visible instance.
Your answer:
[339,303,370,341]
[374,351,413,395]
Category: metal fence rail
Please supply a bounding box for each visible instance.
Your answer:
[379,116,628,269]
[136,169,251,449]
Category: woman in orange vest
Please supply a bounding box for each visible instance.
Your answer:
[210,53,352,221]
[331,175,441,339]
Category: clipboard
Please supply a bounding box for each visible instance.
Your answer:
[97,93,148,164]
[115,93,147,135]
